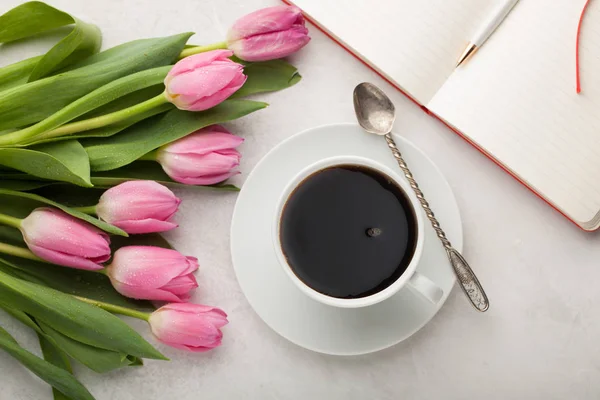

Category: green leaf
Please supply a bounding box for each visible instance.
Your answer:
[0,179,54,191]
[0,56,42,92]
[129,357,144,367]
[0,32,192,131]
[0,268,166,360]
[38,333,74,400]
[31,185,105,208]
[29,17,102,82]
[2,302,145,375]
[0,140,91,186]
[0,259,42,285]
[0,169,240,191]
[232,59,302,98]
[0,325,95,400]
[110,232,173,251]
[25,104,173,146]
[0,226,24,245]
[13,67,171,145]
[79,85,166,120]
[0,188,127,236]
[0,2,102,84]
[38,321,141,374]
[0,324,19,345]
[1,305,42,332]
[0,307,75,399]
[84,99,267,171]
[90,161,240,191]
[0,2,73,43]
[0,194,53,221]
[39,332,71,372]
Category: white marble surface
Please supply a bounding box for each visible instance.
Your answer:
[1,0,599,399]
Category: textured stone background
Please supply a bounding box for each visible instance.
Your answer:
[0,0,598,398]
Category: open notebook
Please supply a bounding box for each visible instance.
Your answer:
[288,0,600,231]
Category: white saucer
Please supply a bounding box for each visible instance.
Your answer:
[231,123,462,356]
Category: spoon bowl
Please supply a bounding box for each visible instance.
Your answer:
[353,82,396,135]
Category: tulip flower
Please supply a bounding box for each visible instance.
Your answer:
[19,208,111,270]
[164,50,246,111]
[148,303,228,352]
[106,246,199,302]
[226,5,310,61]
[154,125,243,185]
[95,181,181,234]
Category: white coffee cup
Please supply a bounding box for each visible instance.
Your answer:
[272,155,443,308]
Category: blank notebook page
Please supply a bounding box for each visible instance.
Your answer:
[290,0,491,104]
[428,0,600,226]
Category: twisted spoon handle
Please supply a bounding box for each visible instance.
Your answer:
[384,134,489,312]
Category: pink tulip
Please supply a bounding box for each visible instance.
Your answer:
[107,246,199,302]
[20,208,111,271]
[148,303,228,352]
[164,50,246,111]
[156,125,243,185]
[226,5,310,62]
[96,181,181,234]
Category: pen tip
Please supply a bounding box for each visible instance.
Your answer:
[456,43,478,68]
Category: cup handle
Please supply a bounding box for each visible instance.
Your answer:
[407,271,444,304]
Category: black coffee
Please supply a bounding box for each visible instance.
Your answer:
[279,165,418,299]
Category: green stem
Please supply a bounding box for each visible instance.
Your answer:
[178,41,228,59]
[72,205,97,215]
[0,213,22,229]
[25,93,168,142]
[74,296,151,321]
[138,150,158,161]
[0,242,45,262]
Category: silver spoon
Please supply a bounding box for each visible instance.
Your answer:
[353,82,489,312]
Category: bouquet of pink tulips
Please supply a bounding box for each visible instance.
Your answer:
[0,2,310,399]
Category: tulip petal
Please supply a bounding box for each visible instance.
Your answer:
[182,257,199,275]
[112,219,178,234]
[108,247,199,302]
[157,304,229,329]
[167,62,244,100]
[150,308,224,347]
[109,246,198,288]
[167,50,233,78]
[97,181,181,226]
[163,130,243,155]
[113,282,186,302]
[185,73,247,111]
[164,51,246,112]
[160,150,240,178]
[230,26,310,62]
[148,304,228,351]
[21,208,111,259]
[167,170,240,186]
[158,303,219,313]
[161,274,198,295]
[156,127,244,186]
[28,244,105,271]
[227,6,304,42]
[159,341,215,352]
